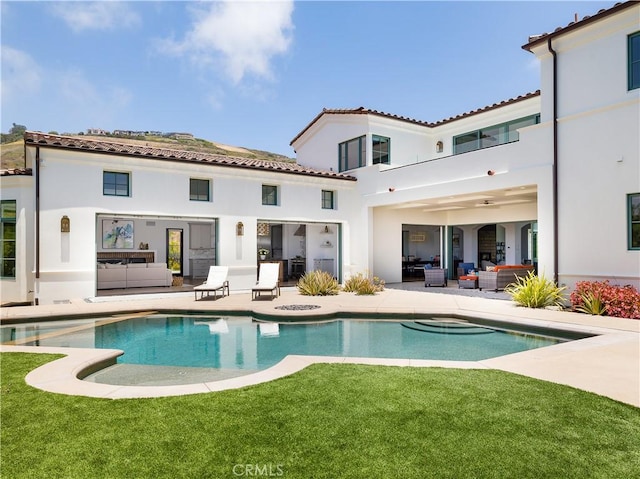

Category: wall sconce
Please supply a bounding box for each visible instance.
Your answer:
[236,221,244,236]
[324,225,330,234]
[60,215,70,233]
[436,141,443,153]
[487,170,495,176]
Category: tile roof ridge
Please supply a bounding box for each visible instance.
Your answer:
[522,1,634,50]
[291,90,541,144]
[23,131,356,181]
[0,167,33,176]
[432,90,541,126]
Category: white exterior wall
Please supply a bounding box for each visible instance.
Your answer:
[530,5,640,289]
[26,146,360,304]
[0,175,34,304]
[302,108,552,284]
[7,4,638,305]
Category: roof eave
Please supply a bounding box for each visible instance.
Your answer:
[522,1,635,52]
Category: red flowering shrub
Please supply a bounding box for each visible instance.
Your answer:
[570,280,640,319]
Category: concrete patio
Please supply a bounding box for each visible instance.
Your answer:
[1,285,638,407]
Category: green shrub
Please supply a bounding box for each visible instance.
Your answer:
[297,270,340,296]
[570,280,640,319]
[504,271,566,308]
[343,272,385,295]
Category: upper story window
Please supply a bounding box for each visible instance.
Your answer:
[339,136,365,172]
[103,171,130,197]
[629,32,640,90]
[453,114,540,155]
[1,200,16,278]
[190,178,211,201]
[322,190,336,210]
[628,193,640,250]
[262,184,279,206]
[372,135,390,165]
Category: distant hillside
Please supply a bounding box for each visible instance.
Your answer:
[1,134,294,170]
[0,141,25,170]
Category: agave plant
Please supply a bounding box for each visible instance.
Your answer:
[297,270,340,296]
[574,291,607,315]
[504,271,566,308]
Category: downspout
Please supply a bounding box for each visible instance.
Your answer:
[35,146,40,304]
[547,37,559,285]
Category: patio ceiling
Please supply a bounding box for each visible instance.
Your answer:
[388,185,538,213]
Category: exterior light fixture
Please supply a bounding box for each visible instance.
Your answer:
[236,221,244,236]
[61,215,70,233]
[436,141,443,153]
[487,170,495,176]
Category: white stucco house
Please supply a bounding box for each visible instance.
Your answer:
[1,1,638,306]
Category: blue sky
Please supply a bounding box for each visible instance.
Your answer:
[1,1,615,157]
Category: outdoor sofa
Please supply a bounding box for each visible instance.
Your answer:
[478,265,534,292]
[97,262,173,289]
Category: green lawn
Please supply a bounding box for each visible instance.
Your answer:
[2,353,639,478]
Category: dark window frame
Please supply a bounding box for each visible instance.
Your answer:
[628,193,640,250]
[629,32,640,91]
[338,135,366,172]
[1,200,16,278]
[190,178,211,202]
[103,171,130,197]
[321,190,335,210]
[453,114,540,155]
[262,184,279,206]
[372,135,390,165]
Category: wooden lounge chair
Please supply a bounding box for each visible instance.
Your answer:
[252,263,281,300]
[193,266,229,300]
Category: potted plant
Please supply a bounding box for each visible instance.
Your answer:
[258,248,269,260]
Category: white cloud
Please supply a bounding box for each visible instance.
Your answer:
[0,46,42,102]
[162,0,294,84]
[50,1,141,32]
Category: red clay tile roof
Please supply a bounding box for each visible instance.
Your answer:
[23,132,356,181]
[522,1,635,51]
[290,91,541,145]
[0,168,32,177]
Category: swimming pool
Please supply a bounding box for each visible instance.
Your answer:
[2,314,572,385]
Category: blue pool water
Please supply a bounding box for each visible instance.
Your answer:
[2,315,564,371]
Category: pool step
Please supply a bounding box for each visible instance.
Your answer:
[401,320,495,335]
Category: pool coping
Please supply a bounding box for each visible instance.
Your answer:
[1,289,638,406]
[1,315,636,405]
